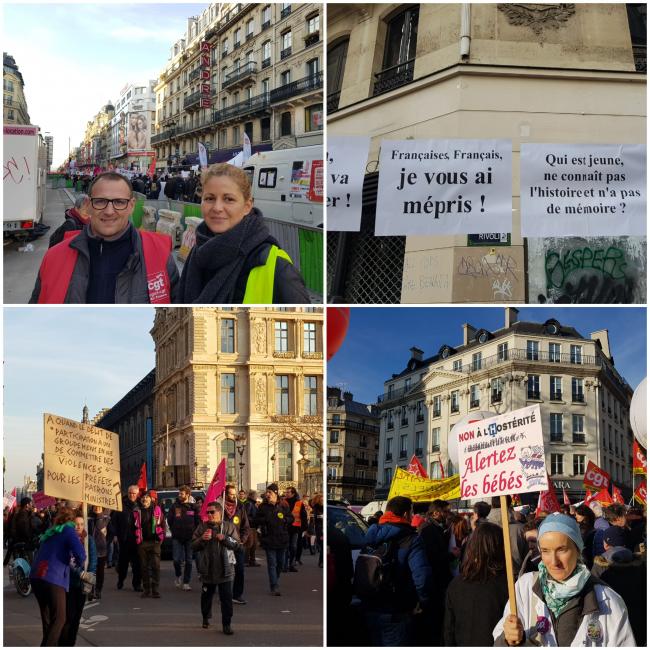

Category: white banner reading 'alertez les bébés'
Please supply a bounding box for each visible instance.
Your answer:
[457,404,547,500]
[375,138,512,236]
[520,143,646,237]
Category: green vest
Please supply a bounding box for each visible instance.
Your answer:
[242,245,293,304]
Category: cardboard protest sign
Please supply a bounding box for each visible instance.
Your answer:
[457,405,546,500]
[520,143,646,237]
[43,413,122,511]
[375,139,512,235]
[582,460,610,492]
[3,491,16,510]
[387,468,460,502]
[326,136,370,231]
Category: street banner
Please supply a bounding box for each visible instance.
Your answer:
[633,441,647,475]
[198,142,208,169]
[520,143,646,237]
[31,491,57,509]
[137,462,148,495]
[375,138,512,235]
[633,480,647,506]
[582,460,611,492]
[586,487,613,506]
[147,157,156,178]
[200,458,227,521]
[326,135,370,232]
[406,454,428,478]
[535,475,561,516]
[43,413,122,511]
[387,468,460,502]
[457,404,546,500]
[243,132,252,163]
[611,484,624,505]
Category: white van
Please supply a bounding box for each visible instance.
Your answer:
[244,145,323,228]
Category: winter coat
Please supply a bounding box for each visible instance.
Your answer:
[592,547,646,645]
[10,508,33,543]
[223,501,250,545]
[29,224,179,304]
[286,495,308,532]
[486,507,529,575]
[166,499,199,542]
[362,521,432,612]
[176,210,310,304]
[111,497,138,544]
[191,520,241,584]
[31,525,86,591]
[444,572,509,646]
[243,497,258,524]
[89,512,112,557]
[418,519,452,603]
[312,503,323,539]
[254,500,294,550]
[134,505,164,544]
[493,571,636,646]
[69,535,97,589]
[48,207,89,248]
[593,524,633,559]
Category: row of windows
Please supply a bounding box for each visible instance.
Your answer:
[550,453,587,476]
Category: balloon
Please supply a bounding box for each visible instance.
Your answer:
[447,410,497,466]
[327,307,350,361]
[630,377,647,450]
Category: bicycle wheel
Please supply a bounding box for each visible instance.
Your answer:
[15,567,31,597]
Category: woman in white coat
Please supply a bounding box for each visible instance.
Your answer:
[493,513,635,647]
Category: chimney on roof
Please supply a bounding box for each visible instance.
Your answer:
[505,307,519,329]
[591,329,611,360]
[410,346,423,361]
[462,324,477,346]
[343,391,353,402]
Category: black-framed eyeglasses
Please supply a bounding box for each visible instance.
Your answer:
[90,197,131,210]
[207,510,217,514]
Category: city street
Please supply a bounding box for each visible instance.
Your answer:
[3,186,73,304]
[4,550,323,646]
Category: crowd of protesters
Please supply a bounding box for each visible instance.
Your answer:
[332,495,645,647]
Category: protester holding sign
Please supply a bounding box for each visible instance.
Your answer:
[493,513,636,646]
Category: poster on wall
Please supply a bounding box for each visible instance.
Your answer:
[375,138,512,236]
[327,135,370,231]
[520,143,646,237]
[127,112,151,152]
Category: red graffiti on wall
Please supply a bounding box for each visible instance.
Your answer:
[3,156,31,184]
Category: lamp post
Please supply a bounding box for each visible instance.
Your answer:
[235,435,246,492]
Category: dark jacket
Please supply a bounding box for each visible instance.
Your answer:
[111,497,138,544]
[177,210,310,304]
[191,520,241,584]
[223,500,250,545]
[444,572,509,646]
[312,503,323,539]
[48,207,88,248]
[29,224,179,304]
[362,521,432,612]
[580,525,597,569]
[166,498,199,543]
[419,519,453,600]
[69,535,97,589]
[243,497,258,525]
[10,507,33,544]
[592,546,646,645]
[254,500,294,549]
[89,511,112,558]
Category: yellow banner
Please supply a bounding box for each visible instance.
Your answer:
[387,468,461,502]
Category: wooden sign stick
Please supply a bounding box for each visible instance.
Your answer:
[500,494,518,617]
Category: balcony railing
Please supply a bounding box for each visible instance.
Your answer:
[633,44,646,72]
[184,91,202,110]
[415,447,423,456]
[304,32,319,47]
[213,91,270,123]
[189,68,201,82]
[326,419,380,434]
[280,6,291,19]
[432,444,440,452]
[550,392,563,401]
[223,61,258,88]
[400,419,408,427]
[327,455,342,463]
[470,399,480,409]
[385,453,392,461]
[451,404,460,413]
[262,19,271,30]
[399,450,407,459]
[355,458,369,467]
[246,32,254,41]
[373,58,415,96]
[327,91,341,113]
[491,393,502,404]
[233,41,241,50]
[572,393,585,403]
[151,128,176,145]
[270,71,322,103]
[573,434,586,444]
[338,477,376,487]
[280,46,292,60]
[416,414,424,422]
[528,391,541,400]
[262,57,271,69]
[550,434,563,443]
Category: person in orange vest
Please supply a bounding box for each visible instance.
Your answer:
[30,172,179,304]
[283,486,308,572]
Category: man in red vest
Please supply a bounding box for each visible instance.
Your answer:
[30,172,178,303]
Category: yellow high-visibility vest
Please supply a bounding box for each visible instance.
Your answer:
[242,245,293,304]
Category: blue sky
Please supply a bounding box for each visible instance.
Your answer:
[3,3,210,167]
[328,307,647,405]
[4,307,156,489]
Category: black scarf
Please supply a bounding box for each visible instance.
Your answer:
[177,208,275,303]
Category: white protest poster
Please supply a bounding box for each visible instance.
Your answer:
[520,143,646,237]
[457,404,547,500]
[327,135,370,231]
[375,139,512,235]
[43,413,122,511]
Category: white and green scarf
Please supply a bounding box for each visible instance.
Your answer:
[538,561,591,617]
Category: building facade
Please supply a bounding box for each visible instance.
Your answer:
[376,308,635,502]
[150,307,324,494]
[76,102,115,172]
[95,370,156,491]
[3,53,30,125]
[326,387,380,504]
[152,2,323,171]
[327,3,646,304]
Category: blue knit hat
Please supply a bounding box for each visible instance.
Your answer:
[538,513,584,552]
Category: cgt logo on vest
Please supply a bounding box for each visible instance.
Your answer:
[147,271,168,303]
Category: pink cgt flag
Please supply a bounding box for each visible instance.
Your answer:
[200,458,227,521]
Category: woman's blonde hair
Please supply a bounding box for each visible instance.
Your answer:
[201,163,252,201]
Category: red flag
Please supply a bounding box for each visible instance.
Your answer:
[633,441,647,476]
[137,463,148,495]
[634,480,647,506]
[440,459,446,480]
[147,157,156,178]
[611,484,624,505]
[536,474,561,517]
[585,489,592,504]
[562,487,571,506]
[511,494,522,507]
[406,455,427,478]
[583,460,611,492]
[588,487,613,506]
[200,458,227,521]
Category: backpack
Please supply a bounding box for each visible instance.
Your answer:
[353,530,415,601]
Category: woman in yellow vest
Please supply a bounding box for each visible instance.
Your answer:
[176,164,310,304]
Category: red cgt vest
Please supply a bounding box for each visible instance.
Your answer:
[37,229,172,304]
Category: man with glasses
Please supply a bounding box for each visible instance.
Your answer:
[30,172,179,304]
